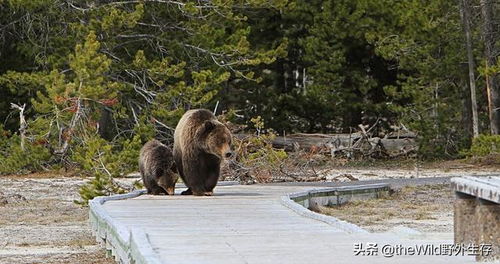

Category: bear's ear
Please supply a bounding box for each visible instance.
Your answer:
[201,120,216,134]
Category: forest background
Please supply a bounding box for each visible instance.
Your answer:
[0,0,498,202]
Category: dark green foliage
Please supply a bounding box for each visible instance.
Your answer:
[0,125,51,174]
[0,0,498,202]
[0,0,288,203]
[77,173,125,205]
[469,135,500,156]
[462,134,500,164]
[228,0,495,158]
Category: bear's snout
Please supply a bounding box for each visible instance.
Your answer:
[224,151,234,159]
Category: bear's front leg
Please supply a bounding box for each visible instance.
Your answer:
[204,162,221,195]
[182,164,206,196]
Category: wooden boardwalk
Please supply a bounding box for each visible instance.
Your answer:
[90,184,475,264]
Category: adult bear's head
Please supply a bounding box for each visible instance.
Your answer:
[199,120,233,160]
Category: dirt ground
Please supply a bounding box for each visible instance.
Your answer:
[317,184,455,233]
[0,173,114,264]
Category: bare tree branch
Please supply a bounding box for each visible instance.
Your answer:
[10,103,27,151]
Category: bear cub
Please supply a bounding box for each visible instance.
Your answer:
[173,109,233,196]
[139,139,178,195]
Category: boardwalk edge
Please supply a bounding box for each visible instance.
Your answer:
[89,190,163,264]
[280,183,392,234]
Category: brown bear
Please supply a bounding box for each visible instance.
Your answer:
[139,139,178,195]
[173,109,233,196]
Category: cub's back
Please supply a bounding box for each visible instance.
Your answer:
[139,139,173,172]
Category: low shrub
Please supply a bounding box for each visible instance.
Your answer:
[469,134,500,156]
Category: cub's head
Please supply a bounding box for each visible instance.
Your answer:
[200,120,233,160]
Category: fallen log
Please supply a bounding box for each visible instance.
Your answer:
[380,138,417,156]
[234,131,417,158]
[273,133,416,158]
[272,133,363,152]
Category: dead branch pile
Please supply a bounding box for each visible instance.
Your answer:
[219,150,330,184]
[221,124,417,184]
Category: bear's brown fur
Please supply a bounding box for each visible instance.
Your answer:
[139,139,178,195]
[173,109,233,196]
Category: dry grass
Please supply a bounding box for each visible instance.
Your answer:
[1,170,80,179]
[0,198,87,226]
[0,251,113,264]
[318,184,454,232]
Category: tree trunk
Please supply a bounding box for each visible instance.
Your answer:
[480,0,500,134]
[460,0,479,138]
